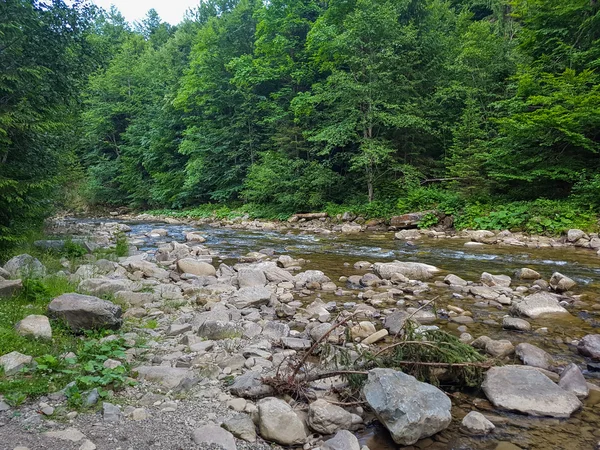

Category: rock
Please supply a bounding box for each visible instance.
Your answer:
[567,229,586,242]
[363,368,451,445]
[281,337,312,350]
[229,371,274,398]
[502,317,531,332]
[515,343,552,370]
[485,339,514,358]
[134,366,194,389]
[514,268,541,280]
[295,270,331,287]
[578,334,600,359]
[510,292,569,318]
[461,411,495,435]
[384,310,411,335]
[444,274,468,286]
[237,267,267,288]
[257,397,307,445]
[308,399,356,435]
[262,322,290,341]
[131,408,149,421]
[373,261,440,281]
[222,414,256,442]
[43,428,86,442]
[15,314,52,339]
[482,366,581,418]
[559,363,589,399]
[481,272,511,288]
[362,329,389,345]
[166,323,192,336]
[4,254,46,278]
[549,272,576,292]
[322,430,361,450]
[102,402,121,422]
[127,260,169,279]
[231,286,272,309]
[48,293,122,331]
[0,279,22,297]
[351,321,376,339]
[192,425,237,450]
[198,320,243,340]
[390,211,435,229]
[177,259,216,276]
[0,351,33,375]
[79,440,97,450]
[394,229,421,240]
[78,278,134,296]
[341,223,362,233]
[185,232,206,243]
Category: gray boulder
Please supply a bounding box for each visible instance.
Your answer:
[307,399,358,435]
[502,317,531,332]
[461,411,495,435]
[4,254,46,279]
[578,334,600,359]
[0,351,33,375]
[48,293,122,331]
[515,343,552,370]
[321,430,360,450]
[229,371,274,398]
[257,397,307,445]
[15,315,52,339]
[481,272,511,287]
[510,292,569,318]
[0,279,22,297]
[482,366,581,418]
[559,363,589,399]
[198,320,243,340]
[373,261,440,281]
[230,286,272,309]
[236,267,267,288]
[363,368,451,445]
[549,272,576,292]
[192,425,237,450]
[78,278,134,296]
[134,366,194,389]
[177,258,216,276]
[222,414,256,442]
[515,268,541,280]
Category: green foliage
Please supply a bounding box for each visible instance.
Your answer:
[114,232,129,257]
[397,187,465,215]
[63,240,88,258]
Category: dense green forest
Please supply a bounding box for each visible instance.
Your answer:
[1,0,600,250]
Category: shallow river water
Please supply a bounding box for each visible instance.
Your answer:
[105,220,600,449]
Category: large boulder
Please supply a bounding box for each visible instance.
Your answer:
[48,293,122,331]
[510,292,569,318]
[192,425,236,450]
[373,261,440,281]
[577,334,600,359]
[558,363,589,399]
[230,286,272,309]
[549,272,576,293]
[363,368,451,445]
[229,371,274,398]
[515,343,552,370]
[482,366,581,418]
[322,430,361,450]
[15,315,52,339]
[307,399,359,435]
[78,278,135,296]
[4,254,46,279]
[0,351,33,375]
[0,279,22,297]
[257,397,307,445]
[177,258,216,276]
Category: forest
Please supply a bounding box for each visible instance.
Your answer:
[1,0,599,251]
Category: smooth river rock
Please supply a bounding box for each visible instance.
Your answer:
[15,315,52,339]
[363,368,451,445]
[510,292,569,318]
[577,334,600,359]
[482,366,581,418]
[257,397,307,445]
[307,399,359,435]
[373,261,440,281]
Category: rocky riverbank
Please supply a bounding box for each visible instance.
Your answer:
[1,219,600,449]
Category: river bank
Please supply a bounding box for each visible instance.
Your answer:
[1,217,600,449]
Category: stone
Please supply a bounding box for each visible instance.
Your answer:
[322,430,361,450]
[127,260,169,280]
[481,272,511,288]
[384,310,411,335]
[362,329,389,345]
[0,351,33,375]
[0,279,22,297]
[222,414,256,442]
[515,343,552,370]
[567,229,586,242]
[4,254,46,278]
[103,359,121,369]
[262,322,290,341]
[231,286,272,309]
[43,428,86,442]
[257,397,307,445]
[198,320,243,340]
[308,399,356,435]
[559,363,589,399]
[390,211,434,229]
[294,270,331,287]
[502,317,531,332]
[134,366,194,389]
[229,371,275,398]
[103,402,121,422]
[510,292,569,318]
[461,411,495,435]
[15,314,52,339]
[237,267,267,288]
[549,272,576,293]
[351,321,376,339]
[177,258,216,276]
[281,337,312,350]
[78,278,134,296]
[48,293,122,331]
[485,339,514,358]
[482,366,581,418]
[166,323,192,336]
[373,261,440,281]
[192,425,237,450]
[515,268,541,280]
[131,408,149,421]
[444,274,468,286]
[363,368,451,445]
[578,334,600,359]
[185,232,206,243]
[79,440,96,450]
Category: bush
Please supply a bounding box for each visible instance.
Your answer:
[397,186,465,215]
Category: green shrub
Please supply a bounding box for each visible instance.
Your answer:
[115,232,129,257]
